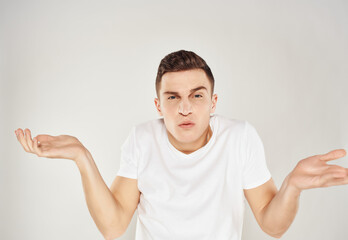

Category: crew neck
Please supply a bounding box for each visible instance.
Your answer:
[163,114,219,160]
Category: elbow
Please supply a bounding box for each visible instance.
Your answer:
[100,216,128,240]
[261,219,288,238]
[264,229,285,239]
[104,235,117,240]
[103,231,123,240]
[102,226,126,240]
[269,233,283,239]
[103,235,114,240]
[262,226,285,239]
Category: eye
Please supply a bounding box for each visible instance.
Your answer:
[194,94,203,98]
[168,96,176,100]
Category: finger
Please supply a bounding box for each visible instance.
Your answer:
[319,149,347,162]
[36,134,55,143]
[325,165,347,177]
[16,129,31,152]
[327,164,347,172]
[323,175,348,187]
[25,129,34,152]
[320,168,348,186]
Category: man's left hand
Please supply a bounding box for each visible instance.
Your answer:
[288,149,348,193]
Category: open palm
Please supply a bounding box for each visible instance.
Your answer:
[15,128,86,161]
[289,149,348,191]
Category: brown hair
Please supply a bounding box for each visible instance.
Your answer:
[155,50,215,98]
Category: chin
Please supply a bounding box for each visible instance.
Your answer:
[177,137,195,144]
[174,132,199,143]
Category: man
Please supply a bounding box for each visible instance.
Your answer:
[15,50,348,240]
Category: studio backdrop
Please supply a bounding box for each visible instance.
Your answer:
[1,0,347,239]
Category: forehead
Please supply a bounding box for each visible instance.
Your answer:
[160,69,211,94]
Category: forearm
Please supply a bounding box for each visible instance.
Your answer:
[261,173,301,238]
[75,149,124,239]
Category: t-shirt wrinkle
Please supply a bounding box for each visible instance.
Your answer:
[117,114,271,240]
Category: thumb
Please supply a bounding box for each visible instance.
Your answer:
[319,149,346,162]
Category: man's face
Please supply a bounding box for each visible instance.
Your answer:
[154,69,218,146]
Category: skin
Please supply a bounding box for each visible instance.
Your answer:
[154,68,218,154]
[14,68,348,238]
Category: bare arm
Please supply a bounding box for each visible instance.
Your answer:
[244,149,348,238]
[244,175,300,238]
[14,128,139,240]
[76,150,127,239]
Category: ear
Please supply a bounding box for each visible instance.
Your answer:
[210,94,218,114]
[154,98,163,116]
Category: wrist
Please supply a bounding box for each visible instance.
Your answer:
[284,173,302,198]
[75,148,94,170]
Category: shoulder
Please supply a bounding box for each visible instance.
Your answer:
[132,117,164,139]
[214,115,260,138]
[213,114,247,136]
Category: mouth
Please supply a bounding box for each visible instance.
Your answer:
[179,121,195,128]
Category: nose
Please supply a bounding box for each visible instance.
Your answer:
[178,98,192,116]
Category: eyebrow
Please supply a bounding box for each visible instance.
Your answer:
[163,86,208,96]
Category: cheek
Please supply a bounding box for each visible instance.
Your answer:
[161,101,178,111]
[196,100,212,110]
[160,104,172,113]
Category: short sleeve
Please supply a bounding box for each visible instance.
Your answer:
[116,126,139,179]
[242,121,271,189]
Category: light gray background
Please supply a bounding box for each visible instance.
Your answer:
[1,0,347,239]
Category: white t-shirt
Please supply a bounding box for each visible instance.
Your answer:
[116,114,271,240]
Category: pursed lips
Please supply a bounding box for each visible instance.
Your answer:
[178,121,195,128]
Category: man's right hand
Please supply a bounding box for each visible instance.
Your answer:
[15,128,139,239]
[15,128,87,163]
